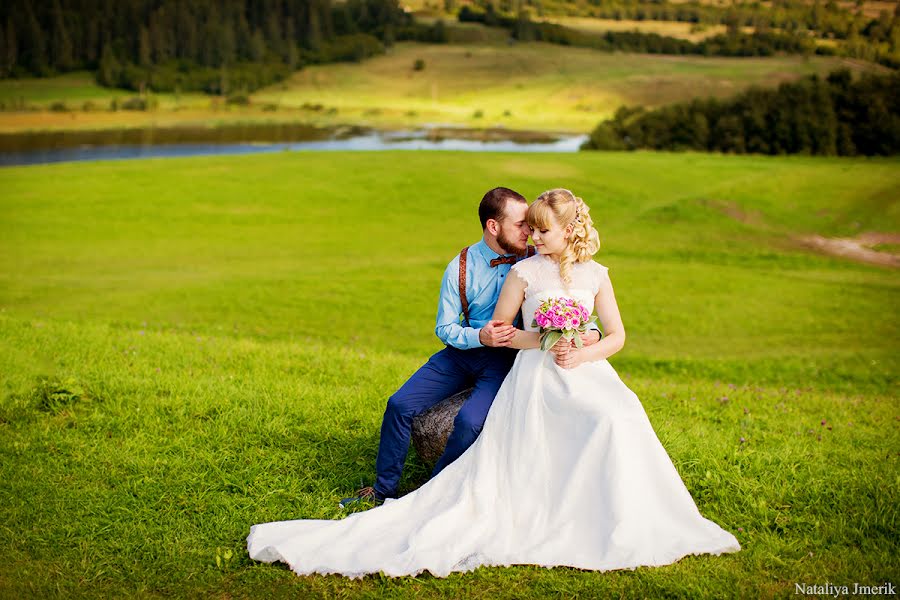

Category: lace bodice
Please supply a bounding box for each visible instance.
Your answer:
[510,254,609,332]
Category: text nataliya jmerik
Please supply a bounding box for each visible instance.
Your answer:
[796,582,895,596]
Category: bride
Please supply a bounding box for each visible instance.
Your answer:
[247,189,741,578]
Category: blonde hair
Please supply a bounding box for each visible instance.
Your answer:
[527,188,601,285]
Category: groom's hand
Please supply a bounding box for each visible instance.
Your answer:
[580,329,601,346]
[479,320,516,347]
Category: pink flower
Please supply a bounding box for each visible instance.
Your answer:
[534,297,593,336]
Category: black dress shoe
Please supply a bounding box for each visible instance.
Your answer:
[339,485,385,509]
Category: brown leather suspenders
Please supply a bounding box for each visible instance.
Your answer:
[459,246,471,326]
[458,245,536,327]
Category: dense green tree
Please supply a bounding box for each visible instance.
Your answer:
[250,28,267,62]
[284,20,299,67]
[23,7,48,74]
[138,26,152,67]
[51,0,74,71]
[6,17,21,74]
[0,20,5,77]
[97,44,120,87]
[583,70,900,156]
[175,3,199,62]
[0,0,410,87]
[308,5,324,50]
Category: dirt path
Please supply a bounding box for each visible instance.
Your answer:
[797,232,900,268]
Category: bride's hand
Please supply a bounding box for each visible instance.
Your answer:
[579,329,601,347]
[554,345,584,370]
[549,337,569,356]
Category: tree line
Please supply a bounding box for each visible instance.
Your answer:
[463,6,820,56]
[0,0,448,94]
[581,69,900,156]
[467,0,900,68]
[504,0,900,45]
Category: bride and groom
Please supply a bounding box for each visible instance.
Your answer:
[247,187,740,578]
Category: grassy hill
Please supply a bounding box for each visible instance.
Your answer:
[0,43,885,134]
[0,151,897,596]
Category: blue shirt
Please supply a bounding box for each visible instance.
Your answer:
[435,239,524,350]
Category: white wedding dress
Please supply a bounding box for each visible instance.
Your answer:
[247,255,741,578]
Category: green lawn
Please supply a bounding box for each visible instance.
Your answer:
[0,151,897,598]
[0,71,128,105]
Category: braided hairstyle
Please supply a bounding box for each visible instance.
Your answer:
[527,188,600,285]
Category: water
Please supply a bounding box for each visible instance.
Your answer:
[0,126,588,167]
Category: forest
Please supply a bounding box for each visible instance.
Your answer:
[0,0,448,93]
[581,69,900,156]
[3,0,899,92]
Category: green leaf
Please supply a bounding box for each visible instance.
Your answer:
[541,330,563,351]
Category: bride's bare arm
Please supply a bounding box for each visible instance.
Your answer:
[556,273,626,367]
[491,270,542,350]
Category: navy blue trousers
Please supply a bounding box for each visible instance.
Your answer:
[373,345,518,498]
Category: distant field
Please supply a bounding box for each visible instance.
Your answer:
[0,151,897,597]
[0,72,126,104]
[634,0,894,19]
[406,0,896,20]
[254,44,878,131]
[0,44,884,134]
[539,17,734,41]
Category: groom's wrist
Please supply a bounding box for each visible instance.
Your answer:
[468,327,484,349]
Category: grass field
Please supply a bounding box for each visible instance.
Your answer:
[250,44,884,131]
[0,44,885,134]
[0,151,898,598]
[538,16,735,41]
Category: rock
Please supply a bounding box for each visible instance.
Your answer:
[411,387,472,466]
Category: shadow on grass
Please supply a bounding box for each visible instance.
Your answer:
[286,425,436,500]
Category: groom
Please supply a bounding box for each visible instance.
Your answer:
[342,187,600,507]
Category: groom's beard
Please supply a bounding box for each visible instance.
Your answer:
[496,228,526,255]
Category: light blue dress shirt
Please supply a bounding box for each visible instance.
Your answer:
[435,239,601,350]
[435,239,523,350]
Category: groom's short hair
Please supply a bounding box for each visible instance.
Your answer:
[479,187,527,229]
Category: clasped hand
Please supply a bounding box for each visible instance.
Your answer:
[479,323,600,364]
[550,330,599,369]
[479,320,516,347]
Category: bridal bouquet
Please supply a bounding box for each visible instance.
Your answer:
[532,297,597,351]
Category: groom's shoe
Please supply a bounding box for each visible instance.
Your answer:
[339,486,385,510]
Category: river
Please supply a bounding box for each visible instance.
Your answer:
[0,124,588,167]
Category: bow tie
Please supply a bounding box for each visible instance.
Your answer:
[489,255,518,268]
